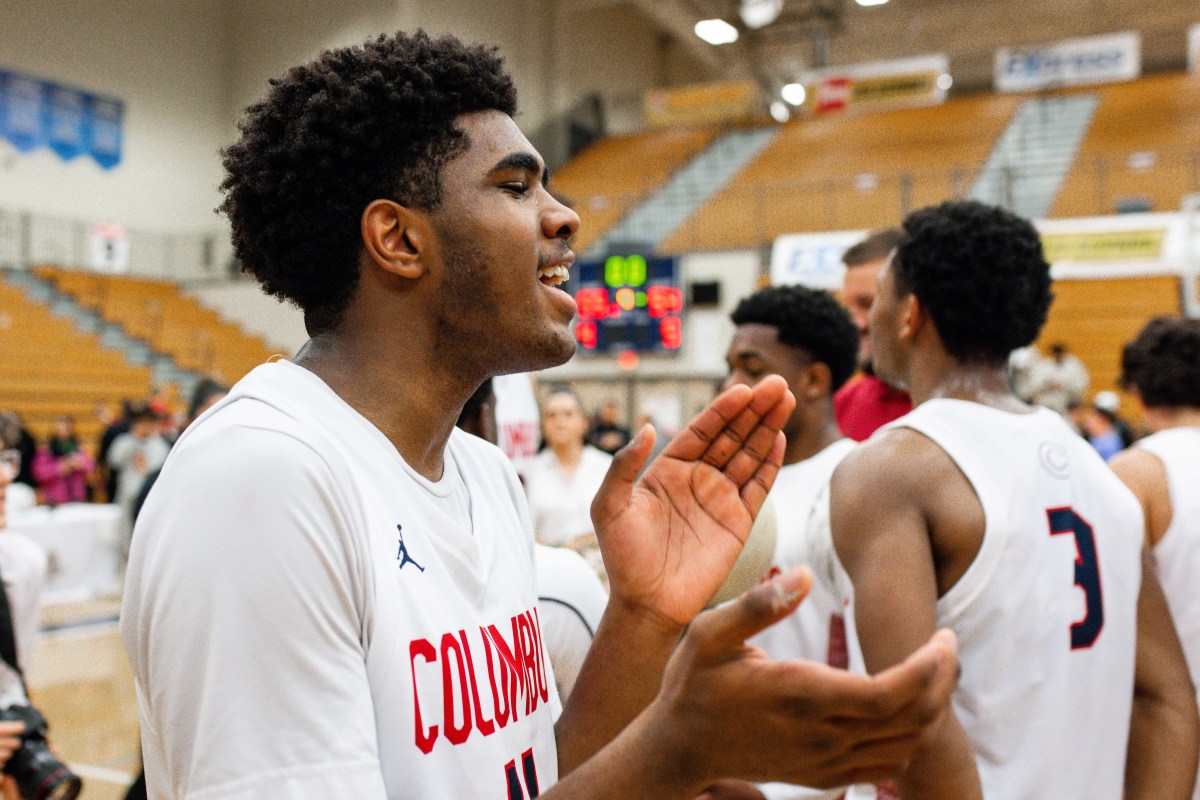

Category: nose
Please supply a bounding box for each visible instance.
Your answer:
[543,191,581,241]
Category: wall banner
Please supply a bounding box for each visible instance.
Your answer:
[995,32,1141,92]
[0,68,123,169]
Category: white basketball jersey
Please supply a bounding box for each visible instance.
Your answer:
[751,438,857,668]
[123,362,559,800]
[845,400,1143,800]
[1137,427,1200,800]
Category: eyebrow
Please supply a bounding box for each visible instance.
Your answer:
[490,152,550,186]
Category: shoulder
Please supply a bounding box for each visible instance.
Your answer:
[1109,446,1166,504]
[833,425,957,501]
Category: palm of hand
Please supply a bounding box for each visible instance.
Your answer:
[593,376,794,627]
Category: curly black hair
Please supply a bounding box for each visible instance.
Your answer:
[219,31,517,333]
[1121,316,1200,408]
[730,285,859,392]
[894,200,1053,365]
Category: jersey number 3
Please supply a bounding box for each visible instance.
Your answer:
[1047,507,1104,650]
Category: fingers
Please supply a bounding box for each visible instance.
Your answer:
[0,776,16,800]
[665,378,793,469]
[736,432,786,516]
[845,628,958,722]
[688,567,813,659]
[591,424,656,525]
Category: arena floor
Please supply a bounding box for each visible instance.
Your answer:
[28,596,137,800]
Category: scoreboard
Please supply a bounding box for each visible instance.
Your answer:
[571,254,683,354]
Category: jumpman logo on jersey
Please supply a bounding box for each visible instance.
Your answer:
[395,525,425,572]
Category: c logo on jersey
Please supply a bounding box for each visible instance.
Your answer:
[1038,441,1070,479]
[396,524,425,573]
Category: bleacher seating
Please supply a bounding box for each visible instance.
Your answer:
[551,126,720,253]
[1052,72,1200,218]
[658,93,1022,252]
[0,276,153,444]
[1036,275,1182,422]
[34,267,279,388]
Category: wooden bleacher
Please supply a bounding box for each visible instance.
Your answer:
[659,93,1022,252]
[0,276,153,444]
[34,266,279,388]
[1052,72,1200,218]
[1036,274,1183,424]
[552,126,720,253]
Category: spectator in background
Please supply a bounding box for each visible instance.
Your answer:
[589,401,630,455]
[31,416,93,505]
[4,415,37,492]
[1081,397,1126,462]
[833,229,912,441]
[525,387,612,578]
[1026,342,1089,415]
[1094,389,1137,447]
[108,404,170,550]
[97,400,134,503]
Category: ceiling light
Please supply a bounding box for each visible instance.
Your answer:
[769,100,790,123]
[936,73,953,91]
[855,0,889,6]
[781,82,807,106]
[740,0,783,29]
[695,18,739,45]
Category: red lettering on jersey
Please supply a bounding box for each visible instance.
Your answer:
[409,638,439,754]
[460,630,495,736]
[411,607,549,752]
[503,422,538,460]
[481,624,513,729]
[441,632,473,745]
[826,614,849,670]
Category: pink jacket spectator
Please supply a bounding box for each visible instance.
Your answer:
[32,447,94,505]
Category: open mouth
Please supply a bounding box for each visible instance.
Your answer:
[538,263,570,287]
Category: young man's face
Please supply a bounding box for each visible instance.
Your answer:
[723,322,808,441]
[867,262,910,391]
[425,111,580,376]
[842,258,889,368]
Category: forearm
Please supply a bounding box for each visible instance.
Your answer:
[545,698,703,800]
[1126,687,1199,799]
[895,713,981,800]
[554,596,682,775]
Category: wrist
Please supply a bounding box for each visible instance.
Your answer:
[624,697,712,797]
[600,593,686,650]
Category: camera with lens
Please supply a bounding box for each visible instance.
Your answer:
[0,706,81,800]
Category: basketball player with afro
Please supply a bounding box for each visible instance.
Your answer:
[817,201,1197,799]
[120,31,960,800]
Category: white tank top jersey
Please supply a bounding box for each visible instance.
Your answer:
[534,544,608,700]
[751,438,857,669]
[1136,426,1200,800]
[829,399,1143,800]
[120,361,560,800]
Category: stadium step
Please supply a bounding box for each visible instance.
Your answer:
[971,94,1100,219]
[586,126,780,256]
[2,269,201,396]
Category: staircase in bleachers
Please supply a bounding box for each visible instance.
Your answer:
[0,271,154,444]
[33,267,278,391]
[585,127,779,256]
[971,94,1099,220]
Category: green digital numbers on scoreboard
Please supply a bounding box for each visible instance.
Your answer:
[604,254,647,288]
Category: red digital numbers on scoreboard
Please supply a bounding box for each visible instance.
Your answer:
[660,316,682,350]
[574,287,610,320]
[646,285,682,319]
[575,320,598,349]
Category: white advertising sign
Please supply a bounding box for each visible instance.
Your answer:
[995,32,1141,92]
[770,230,867,290]
[1189,24,1200,75]
[89,223,129,273]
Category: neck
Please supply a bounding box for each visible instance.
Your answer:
[906,351,1027,412]
[783,403,844,465]
[551,440,584,465]
[1144,406,1200,433]
[294,329,480,481]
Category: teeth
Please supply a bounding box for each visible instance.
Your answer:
[538,264,570,287]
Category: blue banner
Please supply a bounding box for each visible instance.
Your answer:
[0,68,122,168]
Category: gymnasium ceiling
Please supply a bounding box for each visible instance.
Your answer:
[565,0,1200,94]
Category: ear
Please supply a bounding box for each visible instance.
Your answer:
[801,361,833,400]
[899,292,926,344]
[361,199,430,280]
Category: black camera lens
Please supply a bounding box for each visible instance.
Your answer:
[0,706,82,800]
